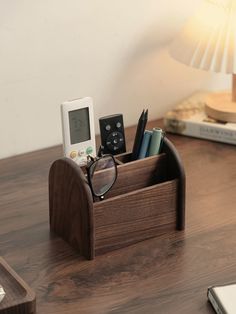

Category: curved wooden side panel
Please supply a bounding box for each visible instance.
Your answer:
[48,158,94,260]
[162,137,186,230]
[48,137,185,259]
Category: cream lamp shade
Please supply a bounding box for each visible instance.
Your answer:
[170,0,236,122]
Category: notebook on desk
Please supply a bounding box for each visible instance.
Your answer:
[208,283,236,314]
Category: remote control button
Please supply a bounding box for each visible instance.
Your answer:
[106,131,124,151]
[86,146,93,155]
[70,151,77,159]
[78,150,85,156]
[107,141,113,149]
[105,124,111,131]
[116,122,122,128]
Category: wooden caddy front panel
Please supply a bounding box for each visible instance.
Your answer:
[49,137,185,260]
[94,179,178,255]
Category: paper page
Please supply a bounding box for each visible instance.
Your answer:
[214,284,236,313]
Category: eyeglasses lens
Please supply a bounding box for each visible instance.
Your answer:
[89,156,116,197]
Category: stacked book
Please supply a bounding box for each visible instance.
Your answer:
[164,92,236,145]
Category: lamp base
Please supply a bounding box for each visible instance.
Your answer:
[205,92,236,123]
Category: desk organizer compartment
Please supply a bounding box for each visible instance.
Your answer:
[49,137,185,260]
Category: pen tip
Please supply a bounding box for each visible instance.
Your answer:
[139,109,144,118]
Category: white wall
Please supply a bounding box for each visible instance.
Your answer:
[0,0,231,159]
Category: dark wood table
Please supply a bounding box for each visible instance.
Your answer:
[1,119,236,314]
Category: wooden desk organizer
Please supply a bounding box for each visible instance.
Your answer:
[49,137,185,260]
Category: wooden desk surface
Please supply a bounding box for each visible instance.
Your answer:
[1,119,236,314]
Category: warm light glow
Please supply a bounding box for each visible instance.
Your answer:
[207,0,236,10]
[170,0,236,73]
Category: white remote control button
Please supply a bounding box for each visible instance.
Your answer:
[70,151,77,159]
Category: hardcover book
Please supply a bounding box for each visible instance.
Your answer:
[164,92,236,145]
[208,282,236,314]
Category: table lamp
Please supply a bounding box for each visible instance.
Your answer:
[170,0,236,123]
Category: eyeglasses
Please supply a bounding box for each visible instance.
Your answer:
[86,154,117,200]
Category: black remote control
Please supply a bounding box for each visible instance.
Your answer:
[99,114,126,155]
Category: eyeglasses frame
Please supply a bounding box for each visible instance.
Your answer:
[86,154,118,200]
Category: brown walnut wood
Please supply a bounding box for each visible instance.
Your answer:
[48,138,185,259]
[104,152,168,199]
[162,137,186,229]
[1,119,235,313]
[94,179,178,255]
[49,158,94,260]
[0,257,36,314]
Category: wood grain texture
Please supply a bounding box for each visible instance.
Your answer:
[162,137,186,229]
[205,92,236,123]
[48,137,185,259]
[94,180,177,255]
[49,158,94,260]
[98,152,168,199]
[1,119,236,313]
[0,257,35,314]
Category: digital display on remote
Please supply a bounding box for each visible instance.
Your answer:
[69,108,91,144]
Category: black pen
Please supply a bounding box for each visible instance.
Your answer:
[131,109,148,160]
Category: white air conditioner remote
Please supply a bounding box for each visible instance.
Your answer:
[61,97,96,166]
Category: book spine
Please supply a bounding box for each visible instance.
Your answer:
[138,130,152,159]
[164,117,236,145]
